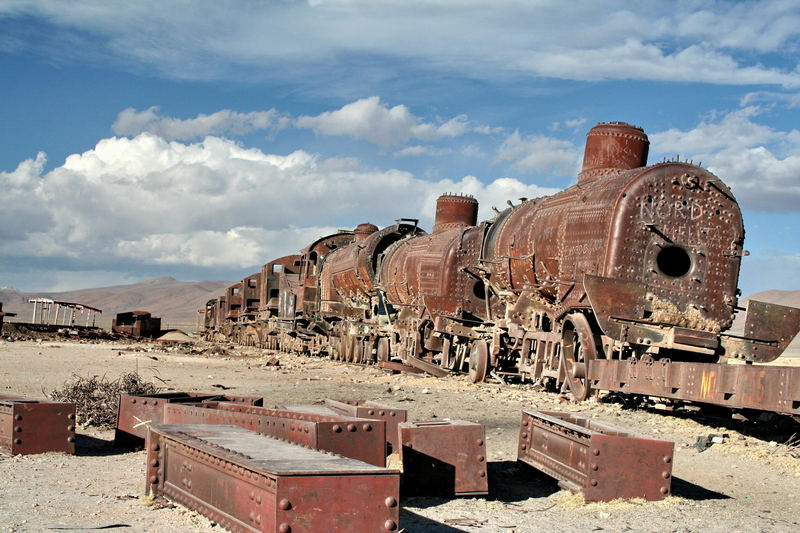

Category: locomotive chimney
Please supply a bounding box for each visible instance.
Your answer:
[353,222,378,242]
[580,122,649,183]
[433,194,479,233]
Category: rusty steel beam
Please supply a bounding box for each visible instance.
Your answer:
[517,410,674,502]
[163,402,387,467]
[0,394,76,455]
[115,392,263,447]
[324,399,408,456]
[590,359,800,416]
[399,420,488,496]
[145,424,400,533]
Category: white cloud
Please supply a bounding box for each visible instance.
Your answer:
[0,133,559,272]
[3,1,799,87]
[496,130,580,174]
[394,145,453,157]
[112,106,287,140]
[650,108,800,211]
[295,97,486,147]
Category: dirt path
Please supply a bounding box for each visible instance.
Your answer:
[1,339,798,532]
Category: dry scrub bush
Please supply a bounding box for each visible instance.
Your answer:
[49,372,159,427]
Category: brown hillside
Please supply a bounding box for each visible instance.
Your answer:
[0,277,231,329]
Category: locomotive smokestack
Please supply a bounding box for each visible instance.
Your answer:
[353,222,378,242]
[580,122,649,183]
[433,194,479,233]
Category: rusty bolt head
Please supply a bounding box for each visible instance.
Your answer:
[379,410,386,416]
[142,400,148,405]
[523,420,529,427]
[279,498,292,510]
[278,523,292,533]
[590,480,598,486]
[521,444,527,450]
[363,423,372,432]
[67,425,75,432]
[385,496,397,508]
[592,449,600,456]
[332,425,342,433]
[368,409,375,416]
[131,399,137,404]
[662,472,671,479]
[14,414,22,421]
[149,476,159,484]
[14,438,22,445]
[477,439,484,446]
[14,426,22,433]
[67,413,75,420]
[663,456,672,463]
[347,423,356,432]
[478,456,485,462]
[384,519,398,531]
[660,487,669,495]
[479,471,486,477]
[521,432,528,439]
[152,443,160,451]
[591,464,599,471]
[151,459,159,468]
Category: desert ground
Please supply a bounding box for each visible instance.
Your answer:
[1,337,799,533]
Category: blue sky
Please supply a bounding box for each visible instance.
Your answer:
[0,0,799,297]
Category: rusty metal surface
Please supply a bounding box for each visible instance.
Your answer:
[399,419,488,496]
[517,410,673,502]
[0,394,76,455]
[590,359,800,415]
[145,424,400,533]
[432,194,478,233]
[115,392,263,447]
[163,402,387,467]
[112,310,161,338]
[324,399,408,456]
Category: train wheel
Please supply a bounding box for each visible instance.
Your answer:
[377,337,390,362]
[468,339,489,383]
[561,313,598,401]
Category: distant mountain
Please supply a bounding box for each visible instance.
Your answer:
[0,277,232,329]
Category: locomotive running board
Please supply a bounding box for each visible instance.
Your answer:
[589,359,800,416]
[0,394,76,455]
[517,410,673,502]
[163,402,387,467]
[145,424,400,533]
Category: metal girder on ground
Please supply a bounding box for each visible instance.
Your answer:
[517,410,674,502]
[0,394,76,455]
[163,402,387,467]
[114,392,263,447]
[399,420,488,496]
[323,399,407,456]
[590,359,800,415]
[145,424,400,533]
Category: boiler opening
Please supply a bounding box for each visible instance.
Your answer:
[656,246,692,278]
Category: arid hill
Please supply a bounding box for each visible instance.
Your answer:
[0,277,231,330]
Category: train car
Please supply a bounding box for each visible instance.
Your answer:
[199,121,800,415]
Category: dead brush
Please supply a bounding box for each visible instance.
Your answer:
[48,372,160,428]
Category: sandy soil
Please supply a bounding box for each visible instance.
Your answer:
[1,339,799,533]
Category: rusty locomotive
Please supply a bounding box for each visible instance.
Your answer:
[201,122,800,414]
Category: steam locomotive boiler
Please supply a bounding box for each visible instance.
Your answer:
[202,122,800,415]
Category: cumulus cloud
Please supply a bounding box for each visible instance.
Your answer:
[650,108,800,211]
[112,106,287,140]
[496,131,581,175]
[0,134,558,274]
[3,1,798,87]
[296,97,485,147]
[394,145,453,157]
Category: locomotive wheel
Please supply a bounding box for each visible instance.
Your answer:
[468,339,489,383]
[377,337,391,362]
[561,313,598,401]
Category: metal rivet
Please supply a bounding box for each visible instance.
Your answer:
[384,519,397,531]
[149,476,159,484]
[131,399,137,404]
[67,436,76,443]
[593,449,600,456]
[523,420,529,427]
[478,456,485,462]
[347,424,356,432]
[590,480,598,486]
[142,400,148,405]
[379,411,386,416]
[385,496,397,508]
[477,439,484,446]
[662,472,671,479]
[332,425,342,433]
[256,495,262,504]
[278,523,291,533]
[479,471,486,477]
[368,410,375,416]
[67,425,75,432]
[14,414,22,421]
[152,443,160,451]
[151,459,159,467]
[363,424,372,432]
[591,464,598,471]
[279,498,291,510]
[67,413,75,420]
[521,444,527,450]
[663,456,672,463]
[521,432,528,439]
[14,426,22,433]
[14,438,22,445]
[660,487,669,495]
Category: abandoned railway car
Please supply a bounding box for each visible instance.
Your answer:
[201,121,800,415]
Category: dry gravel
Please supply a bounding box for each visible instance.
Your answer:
[1,339,799,533]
